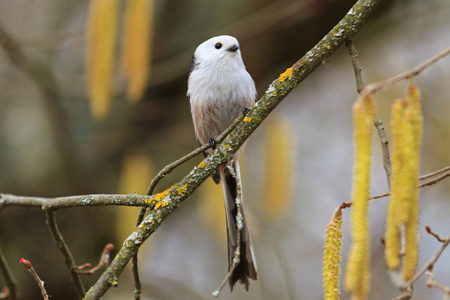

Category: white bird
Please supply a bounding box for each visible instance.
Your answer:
[188,35,257,290]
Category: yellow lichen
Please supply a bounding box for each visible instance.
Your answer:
[177,183,188,195]
[345,94,375,300]
[198,162,205,169]
[154,202,162,210]
[279,67,293,82]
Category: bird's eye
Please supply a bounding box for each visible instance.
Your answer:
[214,42,223,49]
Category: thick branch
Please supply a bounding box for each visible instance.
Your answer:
[83,0,382,298]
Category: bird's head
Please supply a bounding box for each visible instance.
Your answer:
[191,35,244,72]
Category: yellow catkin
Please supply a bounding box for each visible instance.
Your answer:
[385,99,408,270]
[345,94,375,300]
[262,117,293,221]
[117,150,154,241]
[323,210,343,300]
[402,194,419,281]
[198,179,227,243]
[122,0,153,102]
[86,0,119,120]
[402,84,422,281]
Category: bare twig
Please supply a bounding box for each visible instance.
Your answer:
[45,209,85,297]
[346,39,392,187]
[75,244,114,275]
[393,227,450,300]
[346,40,364,93]
[425,269,450,300]
[131,252,141,300]
[213,162,244,297]
[340,167,450,209]
[364,47,450,95]
[19,258,49,300]
[420,166,450,181]
[426,226,446,243]
[0,242,18,300]
[407,228,450,285]
[374,117,392,186]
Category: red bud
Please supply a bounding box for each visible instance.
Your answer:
[20,257,32,269]
[105,243,114,252]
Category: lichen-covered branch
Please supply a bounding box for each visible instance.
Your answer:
[0,193,149,210]
[83,0,382,298]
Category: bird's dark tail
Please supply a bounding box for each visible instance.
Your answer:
[220,161,257,291]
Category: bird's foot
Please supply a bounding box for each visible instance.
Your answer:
[208,137,217,149]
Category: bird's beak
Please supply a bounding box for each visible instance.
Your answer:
[227,44,239,52]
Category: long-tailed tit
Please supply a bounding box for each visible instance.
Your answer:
[188,35,257,290]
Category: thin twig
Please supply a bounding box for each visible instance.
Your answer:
[45,209,85,297]
[392,227,450,300]
[346,40,364,93]
[75,244,114,275]
[407,229,450,285]
[346,39,392,187]
[0,241,18,300]
[20,258,49,300]
[364,47,450,95]
[213,162,243,297]
[425,270,450,299]
[340,167,450,209]
[374,117,392,187]
[419,166,450,181]
[426,226,446,243]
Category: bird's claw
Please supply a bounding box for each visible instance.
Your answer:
[208,137,217,149]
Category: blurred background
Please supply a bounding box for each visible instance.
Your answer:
[1,0,450,299]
